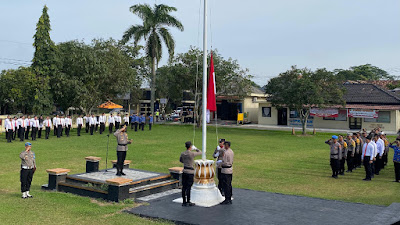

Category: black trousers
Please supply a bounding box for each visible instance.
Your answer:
[100,123,105,134]
[25,126,30,139]
[90,125,94,135]
[371,160,376,175]
[95,124,98,132]
[116,151,127,174]
[109,123,114,133]
[20,169,34,192]
[66,125,71,137]
[17,128,20,139]
[54,125,57,136]
[141,123,145,131]
[394,162,400,182]
[330,158,340,176]
[375,156,384,174]
[77,124,82,136]
[134,122,138,131]
[57,125,62,138]
[384,151,388,166]
[149,124,152,130]
[124,122,128,127]
[222,173,233,201]
[31,127,37,140]
[13,129,17,140]
[364,156,372,180]
[340,159,345,173]
[19,128,25,141]
[182,173,194,203]
[346,152,354,172]
[85,123,89,133]
[131,123,134,129]
[38,128,42,138]
[217,168,223,194]
[45,127,50,139]
[115,122,120,130]
[6,130,12,142]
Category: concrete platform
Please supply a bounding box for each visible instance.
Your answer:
[127,188,391,225]
[70,168,162,184]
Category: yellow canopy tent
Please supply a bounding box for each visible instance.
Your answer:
[98,101,123,109]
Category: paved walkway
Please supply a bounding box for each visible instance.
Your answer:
[127,188,394,225]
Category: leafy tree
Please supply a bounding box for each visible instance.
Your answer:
[121,3,184,115]
[265,66,345,135]
[0,67,36,114]
[31,5,58,114]
[55,39,142,114]
[334,64,394,81]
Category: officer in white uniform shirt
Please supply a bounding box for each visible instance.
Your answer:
[25,116,31,140]
[83,115,89,133]
[31,116,39,141]
[60,116,66,136]
[89,115,96,135]
[52,116,57,136]
[99,113,106,134]
[5,116,13,143]
[115,113,121,130]
[19,116,26,142]
[76,115,84,136]
[65,115,72,137]
[362,135,375,181]
[43,116,52,139]
[55,115,62,138]
[123,114,129,127]
[374,134,385,175]
[108,114,115,133]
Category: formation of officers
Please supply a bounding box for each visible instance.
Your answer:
[179,139,234,206]
[3,112,154,142]
[326,128,400,182]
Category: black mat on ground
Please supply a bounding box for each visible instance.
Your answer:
[127,188,386,225]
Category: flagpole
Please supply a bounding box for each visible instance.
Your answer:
[202,0,208,160]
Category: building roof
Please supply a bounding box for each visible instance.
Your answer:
[343,83,400,105]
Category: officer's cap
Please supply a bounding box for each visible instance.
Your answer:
[25,142,32,146]
[332,135,338,139]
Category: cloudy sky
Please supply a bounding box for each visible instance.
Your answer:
[1,0,399,85]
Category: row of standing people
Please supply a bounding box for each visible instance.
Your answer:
[326,130,400,182]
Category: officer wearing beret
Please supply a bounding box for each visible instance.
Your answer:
[20,142,36,198]
[180,141,202,207]
[325,135,342,178]
[114,126,132,176]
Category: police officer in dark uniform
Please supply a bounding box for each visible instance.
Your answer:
[20,142,36,198]
[114,126,132,176]
[180,141,202,207]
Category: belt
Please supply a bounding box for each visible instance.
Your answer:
[222,165,232,168]
[118,144,127,146]
[331,153,338,155]
[22,166,33,169]
[184,166,194,170]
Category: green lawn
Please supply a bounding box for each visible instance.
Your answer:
[0,124,399,224]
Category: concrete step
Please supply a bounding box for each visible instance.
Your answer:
[57,182,108,200]
[129,180,179,199]
[369,203,400,225]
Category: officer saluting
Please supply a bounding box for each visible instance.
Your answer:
[20,142,36,199]
[114,125,132,176]
[325,135,342,179]
[180,141,202,207]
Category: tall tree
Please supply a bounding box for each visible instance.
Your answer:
[32,5,58,114]
[265,66,345,135]
[334,64,394,81]
[121,3,184,114]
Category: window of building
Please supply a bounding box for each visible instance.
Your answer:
[364,111,390,123]
[290,109,314,119]
[262,107,271,117]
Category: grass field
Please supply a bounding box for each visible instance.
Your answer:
[0,124,399,224]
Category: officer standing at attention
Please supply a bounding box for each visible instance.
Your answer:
[31,116,39,141]
[89,115,95,135]
[123,114,129,127]
[345,134,356,173]
[25,115,31,140]
[55,115,62,138]
[115,113,121,130]
[325,135,342,178]
[43,116,52,139]
[20,142,36,198]
[361,135,374,181]
[52,116,57,136]
[338,135,347,175]
[180,141,202,207]
[99,113,106,134]
[213,139,225,195]
[108,113,115,133]
[134,113,139,132]
[149,114,153,130]
[84,114,89,133]
[218,141,234,205]
[76,115,83,136]
[38,116,44,139]
[5,116,13,143]
[19,116,26,142]
[140,113,146,131]
[130,114,135,130]
[114,125,132,176]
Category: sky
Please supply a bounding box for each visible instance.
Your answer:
[0,0,399,86]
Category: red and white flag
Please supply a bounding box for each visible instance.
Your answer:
[206,53,216,123]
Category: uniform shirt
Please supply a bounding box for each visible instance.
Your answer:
[339,140,348,159]
[108,116,115,124]
[17,118,24,128]
[4,119,12,131]
[66,118,72,127]
[345,139,356,155]
[44,119,52,128]
[61,118,66,127]
[83,116,88,123]
[213,145,225,168]
[89,117,96,126]
[221,148,234,174]
[375,138,385,157]
[140,116,145,123]
[52,117,57,126]
[115,116,121,123]
[130,115,134,123]
[149,116,153,124]
[55,118,62,126]
[180,149,202,174]
[325,140,342,160]
[114,129,131,151]
[123,116,129,123]
[362,142,375,160]
[20,150,36,169]
[98,115,106,123]
[30,118,35,127]
[371,141,378,158]
[32,119,39,128]
[76,117,83,125]
[39,118,44,128]
[389,144,400,163]
[133,115,138,123]
[25,118,30,127]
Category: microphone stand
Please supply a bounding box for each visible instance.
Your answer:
[105,134,110,172]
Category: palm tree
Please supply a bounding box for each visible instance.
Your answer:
[122,4,184,114]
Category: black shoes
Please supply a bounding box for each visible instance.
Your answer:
[363,178,371,181]
[346,170,352,173]
[121,172,126,176]
[339,172,344,175]
[116,173,122,176]
[220,200,232,205]
[182,202,195,207]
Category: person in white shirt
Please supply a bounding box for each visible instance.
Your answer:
[43,116,52,139]
[94,115,99,132]
[374,134,385,175]
[370,136,378,177]
[19,116,26,142]
[65,115,73,137]
[123,114,129,127]
[5,116,13,143]
[108,114,115,133]
[25,116,31,140]
[38,116,44,139]
[60,116,66,137]
[362,135,374,181]
[76,115,84,136]
[83,115,89,133]
[52,116,57,136]
[115,113,121,129]
[89,115,96,135]
[55,115,62,138]
[99,113,106,134]
[11,116,17,140]
[31,116,39,141]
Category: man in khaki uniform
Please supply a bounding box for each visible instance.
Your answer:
[20,142,36,199]
[345,134,356,172]
[213,139,225,195]
[325,135,342,179]
[179,141,202,207]
[114,126,132,176]
[218,141,234,205]
[338,135,348,175]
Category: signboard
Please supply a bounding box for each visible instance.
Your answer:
[310,108,339,118]
[160,98,168,104]
[289,118,314,128]
[348,109,378,118]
